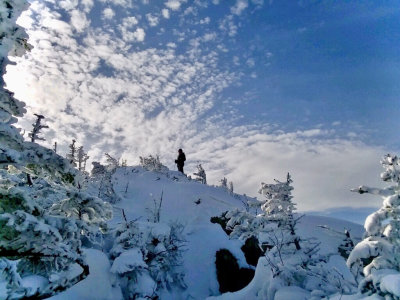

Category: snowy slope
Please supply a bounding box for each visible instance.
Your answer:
[47,166,365,300]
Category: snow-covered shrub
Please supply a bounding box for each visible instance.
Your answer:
[140,155,167,172]
[348,154,400,298]
[49,190,112,244]
[193,164,207,184]
[147,191,164,223]
[338,229,355,259]
[90,160,120,204]
[110,221,186,299]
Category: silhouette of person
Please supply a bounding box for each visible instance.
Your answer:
[175,149,186,173]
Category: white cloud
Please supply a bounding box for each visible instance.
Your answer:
[165,0,187,11]
[219,15,238,37]
[146,13,159,27]
[162,9,170,19]
[203,32,217,42]
[133,28,146,42]
[251,0,264,6]
[81,0,94,13]
[199,17,210,25]
[107,0,132,7]
[59,0,79,11]
[70,10,90,33]
[122,16,139,27]
[246,57,255,67]
[102,8,115,20]
[231,0,248,15]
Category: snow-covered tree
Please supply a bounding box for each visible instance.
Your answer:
[91,161,106,177]
[105,152,119,171]
[226,174,355,299]
[348,154,400,298]
[259,173,300,250]
[0,3,111,298]
[121,159,127,167]
[229,181,234,195]
[66,139,77,166]
[220,177,227,189]
[49,190,112,244]
[0,0,30,169]
[193,164,207,184]
[28,114,48,143]
[90,159,120,204]
[110,220,186,299]
[77,146,89,172]
[140,155,167,172]
[26,114,48,185]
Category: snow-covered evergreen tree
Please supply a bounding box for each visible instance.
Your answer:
[193,164,207,184]
[66,139,77,166]
[229,181,234,194]
[110,220,186,299]
[348,154,400,298]
[220,177,227,189]
[90,158,120,204]
[226,174,356,299]
[140,154,167,172]
[259,173,300,250]
[28,114,48,143]
[105,152,119,171]
[91,161,106,177]
[0,3,112,298]
[77,146,89,172]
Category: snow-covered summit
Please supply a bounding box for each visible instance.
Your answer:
[50,164,364,300]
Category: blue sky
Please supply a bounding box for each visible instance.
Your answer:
[5,0,400,219]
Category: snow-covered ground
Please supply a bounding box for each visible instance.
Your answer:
[42,165,366,300]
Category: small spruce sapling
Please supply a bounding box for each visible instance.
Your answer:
[66,139,77,166]
[26,114,48,185]
[77,146,89,172]
[193,164,207,184]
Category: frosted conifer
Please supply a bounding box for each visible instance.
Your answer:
[66,139,77,166]
[0,4,112,298]
[348,154,400,297]
[193,164,207,184]
[28,113,48,142]
[77,146,89,172]
[105,152,119,171]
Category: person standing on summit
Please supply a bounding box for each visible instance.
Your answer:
[175,149,186,173]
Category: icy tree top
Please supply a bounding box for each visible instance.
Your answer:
[258,173,296,217]
[0,0,32,120]
[380,154,400,185]
[352,154,400,236]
